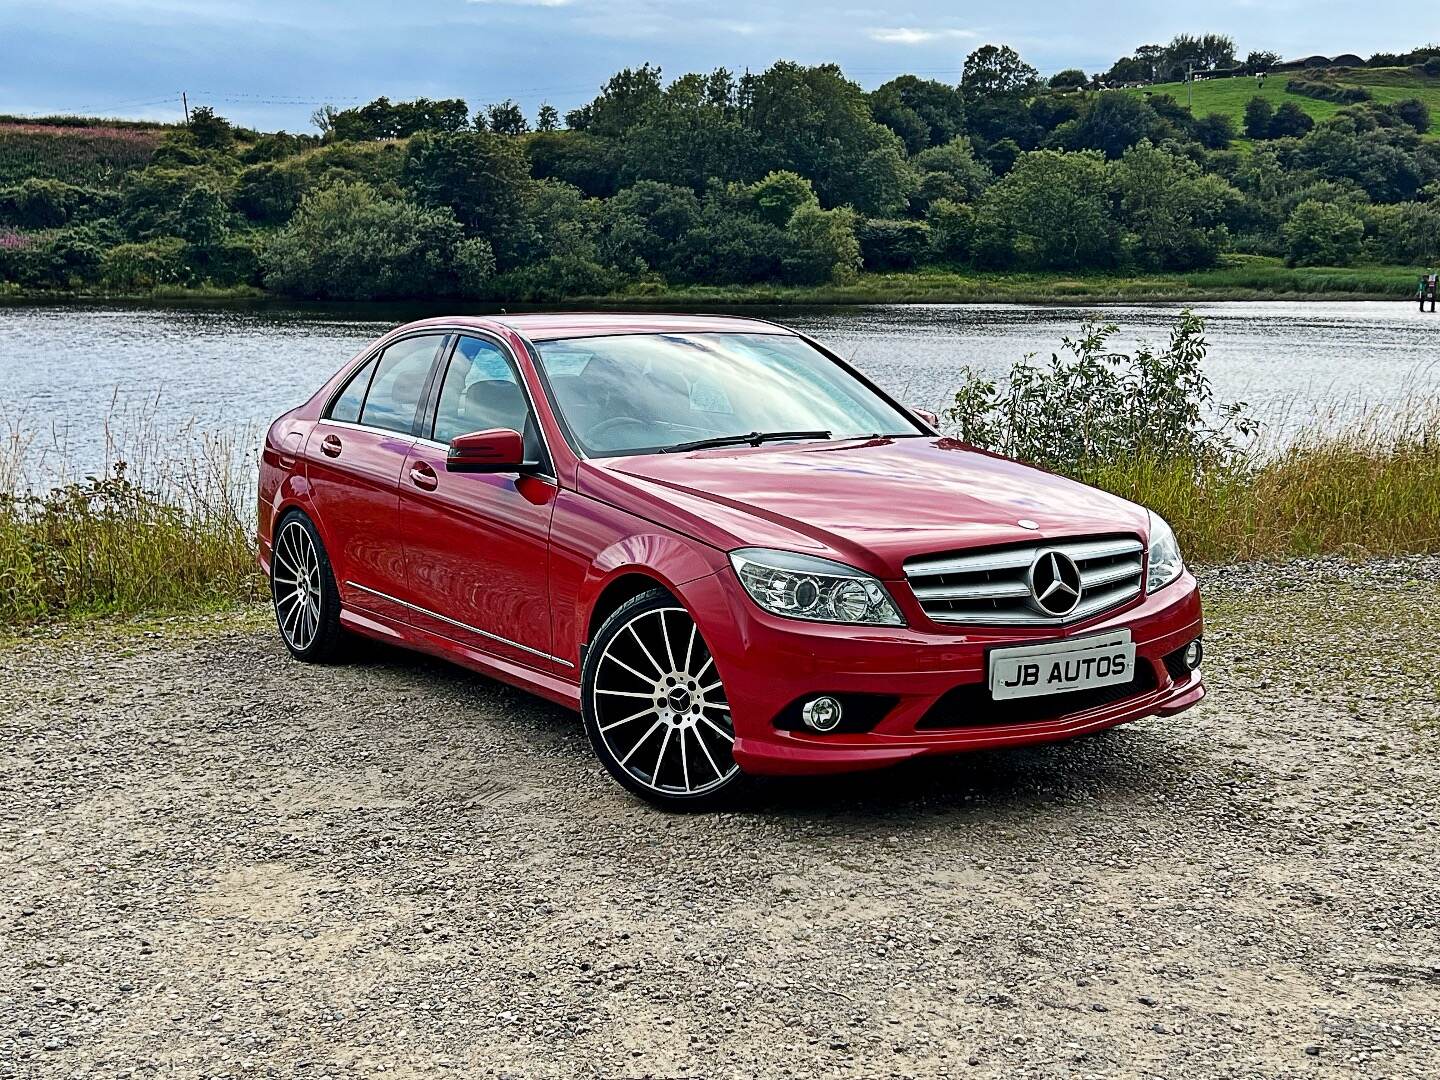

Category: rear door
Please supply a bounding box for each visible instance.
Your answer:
[305,333,448,622]
[398,334,561,668]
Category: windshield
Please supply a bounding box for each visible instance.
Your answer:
[531,332,920,457]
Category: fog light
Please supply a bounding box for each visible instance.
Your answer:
[1184,639,1203,670]
[800,695,844,732]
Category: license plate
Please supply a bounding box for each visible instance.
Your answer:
[988,630,1134,701]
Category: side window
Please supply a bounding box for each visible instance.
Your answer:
[328,356,378,423]
[358,335,445,435]
[432,336,530,444]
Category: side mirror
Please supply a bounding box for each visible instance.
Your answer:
[912,407,939,428]
[446,428,537,473]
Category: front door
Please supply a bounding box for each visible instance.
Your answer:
[399,334,560,668]
[304,333,447,621]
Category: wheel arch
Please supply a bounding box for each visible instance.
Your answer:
[585,570,678,647]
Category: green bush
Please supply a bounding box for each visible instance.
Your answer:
[0,178,116,228]
[779,204,861,284]
[0,224,107,287]
[261,181,469,300]
[944,310,1256,473]
[745,170,817,227]
[1284,199,1365,267]
[490,254,620,301]
[100,236,191,290]
[926,198,973,261]
[857,218,931,270]
[1286,78,1372,104]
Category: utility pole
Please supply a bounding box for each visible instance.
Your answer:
[181,91,190,124]
[1185,62,1195,109]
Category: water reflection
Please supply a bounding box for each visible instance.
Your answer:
[1,299,1435,469]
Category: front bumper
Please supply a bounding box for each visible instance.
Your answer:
[680,568,1205,777]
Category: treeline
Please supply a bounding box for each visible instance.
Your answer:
[2,44,1440,301]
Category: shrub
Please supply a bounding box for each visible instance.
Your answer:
[1243,97,1274,140]
[779,204,861,285]
[1269,102,1316,139]
[261,181,469,300]
[745,170,817,227]
[1284,199,1365,266]
[0,224,106,288]
[490,254,620,301]
[1286,78,1371,104]
[857,218,931,270]
[100,236,191,290]
[0,178,115,229]
[926,198,973,261]
[943,311,1257,474]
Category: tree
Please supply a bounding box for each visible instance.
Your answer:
[1243,96,1275,140]
[745,62,913,213]
[566,64,664,136]
[1049,69,1088,90]
[310,104,339,137]
[1112,141,1240,268]
[870,76,966,153]
[961,45,1040,97]
[1283,199,1364,266]
[402,130,532,265]
[745,171,817,226]
[972,149,1119,269]
[536,103,560,132]
[781,204,861,284]
[912,136,992,207]
[187,106,233,151]
[1245,50,1281,73]
[1269,101,1315,139]
[262,181,476,299]
[1050,93,1160,159]
[1192,113,1236,150]
[486,100,529,136]
[1157,34,1237,81]
[1393,98,1431,134]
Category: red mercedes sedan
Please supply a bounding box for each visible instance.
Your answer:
[259,314,1204,807]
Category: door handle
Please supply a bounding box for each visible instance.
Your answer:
[409,463,438,491]
[320,433,343,458]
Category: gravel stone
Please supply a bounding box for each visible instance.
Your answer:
[1,558,1437,1077]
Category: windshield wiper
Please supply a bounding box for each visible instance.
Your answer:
[660,430,832,453]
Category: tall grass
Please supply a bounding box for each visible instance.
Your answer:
[1079,403,1440,562]
[0,407,260,624]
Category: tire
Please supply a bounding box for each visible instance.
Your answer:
[582,589,742,809]
[269,510,345,663]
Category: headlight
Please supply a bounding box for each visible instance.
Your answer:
[1146,511,1184,593]
[729,548,904,626]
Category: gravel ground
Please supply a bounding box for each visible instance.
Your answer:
[3,558,1439,1079]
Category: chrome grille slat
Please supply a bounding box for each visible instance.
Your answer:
[904,535,1144,626]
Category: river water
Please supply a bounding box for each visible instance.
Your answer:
[1,299,1436,472]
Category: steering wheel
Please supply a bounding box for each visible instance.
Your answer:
[587,416,651,447]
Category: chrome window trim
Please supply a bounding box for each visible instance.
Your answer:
[346,580,573,668]
[315,327,558,482]
[322,329,449,430]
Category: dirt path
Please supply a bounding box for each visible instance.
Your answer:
[3,560,1439,1078]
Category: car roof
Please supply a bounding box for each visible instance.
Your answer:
[397,312,796,343]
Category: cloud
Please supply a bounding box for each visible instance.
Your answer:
[868,27,975,45]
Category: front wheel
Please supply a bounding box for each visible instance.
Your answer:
[582,590,741,809]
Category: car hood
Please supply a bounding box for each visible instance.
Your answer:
[580,436,1149,579]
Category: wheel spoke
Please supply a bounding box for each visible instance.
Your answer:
[619,718,665,766]
[627,624,664,676]
[678,727,691,792]
[601,706,655,733]
[603,651,653,684]
[700,715,734,743]
[652,725,673,784]
[693,725,724,779]
[682,623,696,675]
[693,655,714,681]
[596,688,655,700]
[658,610,677,671]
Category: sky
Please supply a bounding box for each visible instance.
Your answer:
[0,0,1428,131]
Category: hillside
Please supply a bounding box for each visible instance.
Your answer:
[0,117,175,187]
[1128,66,1440,142]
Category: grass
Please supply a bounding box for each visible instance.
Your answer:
[0,120,163,187]
[586,256,1433,306]
[1126,66,1440,151]
[0,412,261,624]
[1079,405,1440,563]
[2,394,1439,626]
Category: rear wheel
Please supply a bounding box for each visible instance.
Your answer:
[582,589,741,809]
[270,512,344,662]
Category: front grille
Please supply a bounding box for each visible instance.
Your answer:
[916,662,1158,730]
[904,535,1144,626]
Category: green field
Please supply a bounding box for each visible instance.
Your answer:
[1127,66,1440,145]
